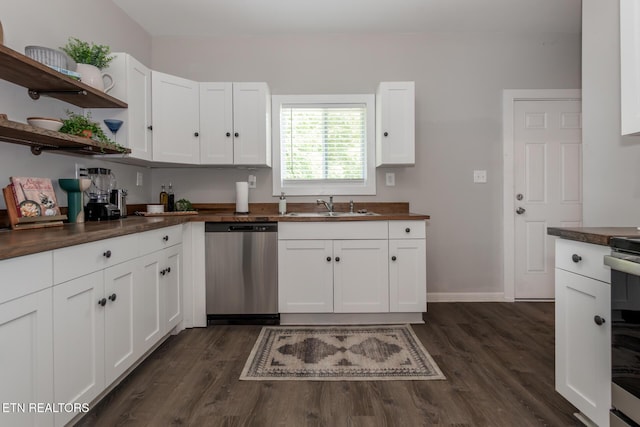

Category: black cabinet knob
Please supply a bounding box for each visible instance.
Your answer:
[234,132,239,137]
[147,125,153,131]
[383,131,389,137]
[160,269,166,276]
[226,132,231,137]
[326,256,332,262]
[98,298,107,307]
[163,235,169,242]
[571,254,582,263]
[103,250,112,258]
[166,267,171,274]
[594,315,605,326]
[405,228,411,233]
[108,293,117,302]
[391,256,397,261]
[335,257,340,262]
[194,132,199,137]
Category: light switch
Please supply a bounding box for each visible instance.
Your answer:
[385,173,395,186]
[136,172,143,186]
[473,170,487,184]
[248,175,257,188]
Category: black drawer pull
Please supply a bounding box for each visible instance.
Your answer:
[571,254,582,263]
[108,293,117,302]
[103,250,112,258]
[405,228,411,233]
[391,256,397,261]
[163,235,169,242]
[98,298,107,307]
[594,315,605,326]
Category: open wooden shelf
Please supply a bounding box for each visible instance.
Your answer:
[0,114,131,156]
[0,44,127,108]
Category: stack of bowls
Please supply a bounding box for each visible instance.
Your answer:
[24,46,77,71]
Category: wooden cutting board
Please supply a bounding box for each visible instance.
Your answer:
[135,211,198,217]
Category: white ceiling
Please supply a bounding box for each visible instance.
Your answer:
[112,0,582,38]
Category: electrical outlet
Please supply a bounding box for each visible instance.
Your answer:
[136,172,143,187]
[75,163,87,179]
[385,172,395,186]
[473,170,487,183]
[248,175,257,188]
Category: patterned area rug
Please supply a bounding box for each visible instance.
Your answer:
[240,325,446,381]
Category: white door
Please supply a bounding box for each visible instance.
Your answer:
[136,252,164,356]
[152,71,200,164]
[333,240,389,313]
[164,244,183,332]
[514,99,582,299]
[277,239,334,313]
[389,239,426,312]
[233,82,270,166]
[127,56,152,160]
[199,82,234,164]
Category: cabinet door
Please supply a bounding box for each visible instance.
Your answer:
[555,268,610,427]
[389,239,426,312]
[103,259,137,384]
[233,82,271,166]
[164,244,183,333]
[126,55,153,159]
[136,252,164,356]
[0,288,54,427]
[621,0,640,135]
[200,82,234,164]
[278,240,333,313]
[53,272,105,427]
[152,71,200,164]
[333,240,389,313]
[376,81,415,166]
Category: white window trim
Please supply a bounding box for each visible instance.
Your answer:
[272,94,376,196]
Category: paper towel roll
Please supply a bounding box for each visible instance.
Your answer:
[235,181,249,213]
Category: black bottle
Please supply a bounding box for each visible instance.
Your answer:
[167,182,175,212]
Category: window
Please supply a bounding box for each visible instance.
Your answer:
[272,94,375,196]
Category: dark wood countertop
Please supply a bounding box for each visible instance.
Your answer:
[0,202,430,260]
[547,227,640,246]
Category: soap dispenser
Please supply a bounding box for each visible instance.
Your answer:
[279,192,287,215]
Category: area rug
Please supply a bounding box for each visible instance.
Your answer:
[240,325,446,381]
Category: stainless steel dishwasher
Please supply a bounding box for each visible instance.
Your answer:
[205,222,279,324]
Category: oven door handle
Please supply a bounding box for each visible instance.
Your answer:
[604,254,640,275]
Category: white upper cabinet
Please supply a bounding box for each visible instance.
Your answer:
[89,53,153,160]
[152,71,200,164]
[376,81,415,166]
[200,82,271,166]
[621,0,640,135]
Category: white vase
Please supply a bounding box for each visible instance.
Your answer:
[76,63,114,93]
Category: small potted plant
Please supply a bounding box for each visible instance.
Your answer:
[59,110,125,153]
[60,37,115,92]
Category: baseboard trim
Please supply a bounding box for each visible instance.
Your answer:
[428,292,507,302]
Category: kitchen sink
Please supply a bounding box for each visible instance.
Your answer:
[285,211,379,217]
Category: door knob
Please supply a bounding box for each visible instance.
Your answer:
[516,207,526,215]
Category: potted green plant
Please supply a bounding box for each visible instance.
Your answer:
[59,111,125,152]
[60,37,115,92]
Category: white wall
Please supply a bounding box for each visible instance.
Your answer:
[151,31,581,296]
[583,0,640,225]
[0,0,153,207]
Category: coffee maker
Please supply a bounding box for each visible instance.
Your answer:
[85,168,121,221]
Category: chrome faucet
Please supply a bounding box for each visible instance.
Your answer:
[317,196,334,213]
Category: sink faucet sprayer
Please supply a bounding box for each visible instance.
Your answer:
[317,196,334,213]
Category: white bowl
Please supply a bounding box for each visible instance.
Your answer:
[27,117,63,132]
[146,204,164,214]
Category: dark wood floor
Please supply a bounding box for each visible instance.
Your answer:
[76,303,580,426]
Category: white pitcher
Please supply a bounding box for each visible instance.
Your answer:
[76,63,114,93]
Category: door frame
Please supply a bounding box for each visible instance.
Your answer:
[502,89,582,301]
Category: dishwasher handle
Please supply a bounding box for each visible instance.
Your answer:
[205,222,277,233]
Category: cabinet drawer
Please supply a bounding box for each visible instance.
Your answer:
[389,221,425,239]
[139,225,183,255]
[0,251,53,304]
[53,234,139,284]
[279,221,388,240]
[555,239,611,283]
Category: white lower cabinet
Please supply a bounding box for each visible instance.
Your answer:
[53,271,106,427]
[333,240,389,313]
[555,239,611,427]
[0,287,54,427]
[278,240,333,313]
[163,243,183,332]
[278,221,426,316]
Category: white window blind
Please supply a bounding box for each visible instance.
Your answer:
[272,94,376,196]
[280,104,367,183]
